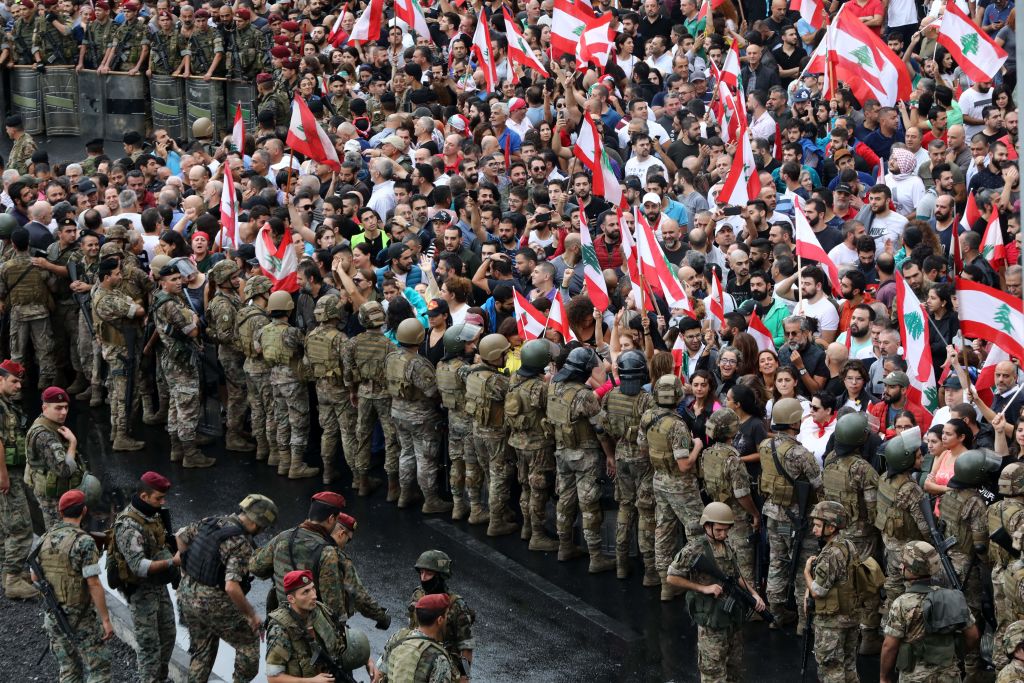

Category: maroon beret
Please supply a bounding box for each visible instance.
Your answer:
[235,7,251,19]
[281,20,300,31]
[140,471,171,493]
[41,386,69,404]
[122,0,140,11]
[415,593,451,611]
[336,513,357,532]
[312,491,346,510]
[0,359,25,379]
[58,489,86,513]
[283,569,314,593]
[256,72,274,84]
[270,45,291,58]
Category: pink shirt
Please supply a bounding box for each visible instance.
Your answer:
[931,450,957,516]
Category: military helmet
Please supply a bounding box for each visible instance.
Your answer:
[396,318,426,346]
[519,339,551,370]
[810,500,849,530]
[771,398,804,427]
[478,333,511,363]
[414,549,453,579]
[99,241,123,258]
[209,259,240,285]
[239,493,278,529]
[357,301,385,328]
[884,426,922,474]
[77,473,103,509]
[149,254,171,275]
[0,213,18,238]
[244,275,273,300]
[834,412,870,448]
[616,350,649,395]
[267,290,294,313]
[700,501,735,526]
[340,624,372,671]
[1002,620,1024,658]
[105,224,128,242]
[901,540,940,578]
[313,293,341,323]
[653,375,684,407]
[442,322,481,356]
[951,448,1003,488]
[192,116,214,138]
[554,346,599,382]
[999,462,1024,497]
[706,407,740,441]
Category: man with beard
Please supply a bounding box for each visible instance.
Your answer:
[804,198,843,254]
[661,221,687,266]
[867,371,932,435]
[748,271,790,346]
[593,210,623,271]
[407,550,475,676]
[726,250,752,306]
[572,173,610,230]
[836,304,875,359]
[792,266,839,343]
[928,194,957,262]
[294,261,339,335]
[779,315,829,393]
[749,238,772,271]
[837,270,873,335]
[745,201,770,241]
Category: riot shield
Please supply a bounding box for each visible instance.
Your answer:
[225,80,256,135]
[41,66,80,136]
[10,66,43,135]
[104,73,147,140]
[150,75,186,140]
[185,78,225,140]
[78,70,105,138]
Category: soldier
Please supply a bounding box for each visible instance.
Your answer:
[265,569,374,681]
[78,0,114,70]
[342,301,399,499]
[759,397,823,626]
[407,550,474,677]
[151,265,215,468]
[26,387,83,528]
[3,2,38,66]
[98,0,148,75]
[237,275,277,464]
[0,227,56,389]
[206,260,255,452]
[387,318,450,513]
[146,10,182,76]
[380,593,459,682]
[140,254,168,422]
[639,374,700,596]
[701,407,760,587]
[666,502,766,682]
[821,412,883,654]
[880,541,980,683]
[5,116,35,175]
[0,360,36,599]
[32,0,78,67]
[109,472,179,683]
[181,8,224,79]
[435,323,481,520]
[30,489,113,682]
[92,257,146,451]
[0,215,18,262]
[254,290,319,479]
[226,8,266,79]
[176,494,278,683]
[304,293,352,484]
[600,350,655,580]
[506,338,558,551]
[804,501,861,683]
[37,218,79,386]
[66,228,99,397]
[991,464,1024,668]
[256,72,290,126]
[998,621,1024,683]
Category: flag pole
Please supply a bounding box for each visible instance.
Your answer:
[796,253,803,307]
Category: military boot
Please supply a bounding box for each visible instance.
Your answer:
[486,517,518,537]
[267,448,280,468]
[65,374,89,395]
[182,442,216,468]
[89,385,104,407]
[112,431,145,451]
[642,557,660,587]
[520,519,532,541]
[386,474,400,503]
[256,443,269,462]
[357,473,382,496]
[528,530,559,552]
[3,573,39,599]
[141,395,158,424]
[397,485,414,509]
[321,461,336,486]
[225,431,256,452]
[557,535,586,561]
[421,495,453,515]
[196,433,216,447]
[288,447,320,480]
[768,603,797,629]
[588,548,616,574]
[277,450,291,476]
[615,542,631,579]
[451,496,469,521]
[467,504,488,525]
[143,399,167,426]
[169,435,184,463]
[76,385,93,402]
[858,629,883,656]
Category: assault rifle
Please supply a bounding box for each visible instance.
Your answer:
[111,28,132,71]
[800,598,815,682]
[189,34,210,74]
[67,260,94,336]
[304,619,357,683]
[690,552,775,624]
[27,543,79,663]
[153,32,170,74]
[919,495,963,591]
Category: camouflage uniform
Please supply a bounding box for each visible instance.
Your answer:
[379,628,458,683]
[407,588,474,664]
[255,88,290,126]
[990,495,1024,668]
[386,345,444,505]
[177,514,259,683]
[236,299,275,462]
[436,354,475,518]
[225,23,266,79]
[884,581,976,682]
[461,361,512,526]
[26,415,83,528]
[206,282,250,448]
[66,250,99,387]
[32,12,78,65]
[151,291,201,455]
[341,328,398,482]
[8,132,35,174]
[82,19,115,69]
[0,394,32,580]
[808,536,861,683]
[6,15,36,65]
[107,17,149,71]
[0,251,55,388]
[506,373,555,541]
[44,241,77,375]
[147,29,183,75]
[998,659,1024,683]
[265,602,346,678]
[875,471,931,622]
[304,315,353,482]
[700,441,756,585]
[91,285,143,442]
[939,484,989,671]
[254,317,311,476]
[34,521,111,682]
[186,25,224,77]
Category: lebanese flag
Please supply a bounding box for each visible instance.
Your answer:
[619,209,651,312]
[579,210,609,310]
[696,0,709,30]
[219,165,237,251]
[896,272,938,411]
[956,277,1024,365]
[550,291,578,342]
[717,126,759,207]
[791,0,825,29]
[286,96,341,170]
[349,0,383,44]
[713,81,742,144]
[976,344,1009,391]
[950,219,963,274]
[937,1,1007,83]
[574,110,622,206]
[980,209,1006,271]
[576,13,614,72]
[504,8,549,77]
[635,209,691,310]
[960,191,982,231]
[327,4,349,47]
[718,41,741,90]
[997,134,1019,161]
[551,0,593,58]
[231,102,245,154]
[394,0,429,40]
[708,269,725,327]
[794,196,843,297]
[472,15,498,92]
[748,309,775,352]
[513,289,546,340]
[255,225,298,293]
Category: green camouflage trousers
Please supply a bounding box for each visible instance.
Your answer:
[447,413,473,504]
[767,515,817,622]
[653,483,704,572]
[555,448,603,549]
[44,604,111,683]
[11,316,55,388]
[813,624,859,683]
[465,428,498,510]
[483,436,514,522]
[53,303,78,373]
[39,497,61,530]
[178,580,259,683]
[246,371,276,459]
[103,352,141,436]
[219,348,248,435]
[128,585,175,683]
[881,535,908,625]
[846,532,882,631]
[353,396,397,475]
[163,363,199,443]
[728,517,755,587]
[315,381,356,473]
[0,474,33,575]
[76,311,97,383]
[394,417,442,496]
[516,446,554,533]
[614,457,655,560]
[270,376,309,449]
[696,624,743,682]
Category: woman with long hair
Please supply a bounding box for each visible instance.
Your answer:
[926,283,958,378]
[727,384,768,470]
[731,332,759,377]
[757,350,780,393]
[925,418,974,499]
[613,34,639,80]
[714,346,742,400]
[422,298,452,366]
[919,424,945,487]
[679,370,720,447]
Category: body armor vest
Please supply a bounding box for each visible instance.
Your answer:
[260,321,303,374]
[644,411,679,475]
[505,376,546,447]
[152,292,195,364]
[875,473,924,540]
[547,382,596,450]
[1005,560,1024,619]
[352,332,391,384]
[305,326,343,380]
[814,538,859,616]
[823,454,866,524]
[435,359,467,412]
[182,517,250,589]
[386,352,426,401]
[27,417,82,499]
[759,437,799,506]
[895,584,969,673]
[464,366,504,429]
[237,306,270,359]
[989,499,1024,569]
[939,489,981,557]
[387,632,454,683]
[702,443,739,502]
[39,526,90,607]
[5,256,53,308]
[207,293,241,347]
[267,604,343,677]
[603,389,643,454]
[270,525,332,601]
[91,287,127,346]
[110,506,168,588]
[0,398,26,468]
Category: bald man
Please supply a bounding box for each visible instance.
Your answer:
[976,360,1024,435]
[824,342,850,395]
[551,233,584,296]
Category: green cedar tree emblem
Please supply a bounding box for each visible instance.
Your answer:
[904,310,923,340]
[960,33,979,56]
[995,303,1015,334]
[851,46,872,67]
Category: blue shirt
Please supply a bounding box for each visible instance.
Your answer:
[497,128,522,155]
[664,199,689,227]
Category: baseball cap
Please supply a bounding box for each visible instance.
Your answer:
[509,97,527,112]
[642,192,661,206]
[835,183,854,195]
[426,298,450,317]
[792,87,811,103]
[883,371,910,388]
[76,178,97,195]
[623,176,642,191]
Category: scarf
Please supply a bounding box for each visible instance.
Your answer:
[815,414,837,439]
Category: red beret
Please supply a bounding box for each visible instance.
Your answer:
[42,0,58,7]
[140,471,171,493]
[256,72,274,84]
[195,8,210,18]
[0,359,25,379]
[41,386,69,404]
[267,13,282,22]
[94,1,109,8]
[235,7,251,19]
[20,0,34,9]
[281,20,300,31]
[312,491,346,510]
[283,569,314,593]
[158,9,172,18]
[272,34,291,45]
[58,489,86,513]
[122,0,140,11]
[415,593,451,612]
[270,45,292,58]
[336,513,357,532]
[282,59,300,70]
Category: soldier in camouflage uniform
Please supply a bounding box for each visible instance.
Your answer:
[256,72,290,126]
[822,412,883,654]
[990,464,1024,669]
[408,550,475,676]
[0,227,55,389]
[304,294,352,485]
[759,397,823,625]
[32,0,78,66]
[206,260,255,452]
[701,407,760,587]
[65,229,99,396]
[109,472,179,683]
[226,8,266,79]
[639,374,700,597]
[548,346,616,574]
[342,301,399,499]
[254,290,319,480]
[151,265,215,468]
[387,318,451,514]
[600,351,655,580]
[181,8,224,79]
[237,275,276,464]
[506,339,557,551]
[78,0,114,70]
[5,115,35,175]
[881,541,980,683]
[666,502,766,682]
[99,0,148,74]
[998,621,1024,683]
[3,2,37,66]
[39,219,79,385]
[176,494,277,683]
[26,387,82,528]
[91,257,146,451]
[435,323,481,520]
[146,10,183,76]
[380,593,458,683]
[31,490,113,683]
[0,360,37,599]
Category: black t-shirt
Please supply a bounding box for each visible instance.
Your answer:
[779,342,829,381]
[664,243,688,266]
[772,45,806,86]
[667,139,699,169]
[733,416,769,480]
[811,225,844,254]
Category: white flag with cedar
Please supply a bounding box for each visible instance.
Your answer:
[896,272,937,410]
[937,1,1007,83]
[579,212,609,310]
[956,277,1024,364]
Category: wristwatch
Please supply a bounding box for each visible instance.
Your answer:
[798,368,808,376]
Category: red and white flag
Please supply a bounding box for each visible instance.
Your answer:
[748,309,776,352]
[708,269,725,327]
[576,13,614,72]
[549,291,578,342]
[634,209,691,311]
[619,209,651,312]
[348,0,383,44]
[960,190,982,231]
[950,219,963,274]
[976,343,1010,391]
[579,209,609,310]
[957,277,1024,367]
[551,0,593,58]
[791,0,826,29]
[255,225,298,292]
[512,289,576,341]
[717,126,759,206]
[394,0,430,40]
[937,1,1007,83]
[503,7,549,77]
[574,110,622,206]
[980,209,1007,271]
[718,41,741,90]
[896,272,938,411]
[327,4,349,47]
[794,195,842,297]
[286,96,341,170]
[219,165,237,251]
[472,15,498,92]
[231,102,245,154]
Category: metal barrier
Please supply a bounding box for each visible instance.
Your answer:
[10,66,43,135]
[225,80,256,135]
[150,74,186,140]
[41,66,80,136]
[104,72,148,140]
[78,70,105,139]
[185,77,225,140]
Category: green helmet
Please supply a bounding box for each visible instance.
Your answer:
[442,322,481,356]
[478,333,511,363]
[267,290,295,313]
[0,213,18,238]
[653,375,684,408]
[358,301,385,328]
[950,448,1003,488]
[244,275,273,300]
[999,462,1024,497]
[340,624,371,671]
[414,549,453,579]
[77,473,103,509]
[99,241,123,259]
[519,339,551,371]
[1003,620,1024,658]
[884,427,921,474]
[209,259,240,285]
[396,318,425,345]
[834,412,870,448]
[313,294,341,323]
[700,502,735,525]
[105,224,128,242]
[771,398,804,427]
[706,407,740,441]
[239,493,278,529]
[810,500,849,530]
[901,540,939,578]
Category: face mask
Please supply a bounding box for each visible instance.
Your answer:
[421,575,445,594]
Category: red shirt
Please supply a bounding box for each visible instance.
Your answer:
[921,129,948,147]
[843,0,884,34]
[593,235,623,271]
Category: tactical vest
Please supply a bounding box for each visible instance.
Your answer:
[759,436,799,507]
[823,454,865,525]
[702,443,739,502]
[92,287,127,347]
[109,506,168,588]
[387,632,454,683]
[505,376,545,441]
[27,417,82,499]
[5,256,53,309]
[271,526,332,601]
[814,539,859,617]
[0,399,26,468]
[547,382,596,450]
[386,351,426,401]
[266,605,343,677]
[237,306,270,359]
[895,584,969,673]
[1005,560,1024,618]
[644,411,679,476]
[989,499,1024,569]
[939,489,981,557]
[305,326,343,380]
[39,526,90,607]
[464,366,504,429]
[684,538,746,629]
[352,331,391,384]
[875,473,924,540]
[152,292,195,364]
[435,359,466,413]
[260,321,302,373]
[603,389,644,451]
[182,517,250,589]
[207,293,241,347]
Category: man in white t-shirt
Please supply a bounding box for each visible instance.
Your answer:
[958,81,994,139]
[623,134,669,186]
[827,221,862,267]
[793,265,840,343]
[860,185,907,253]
